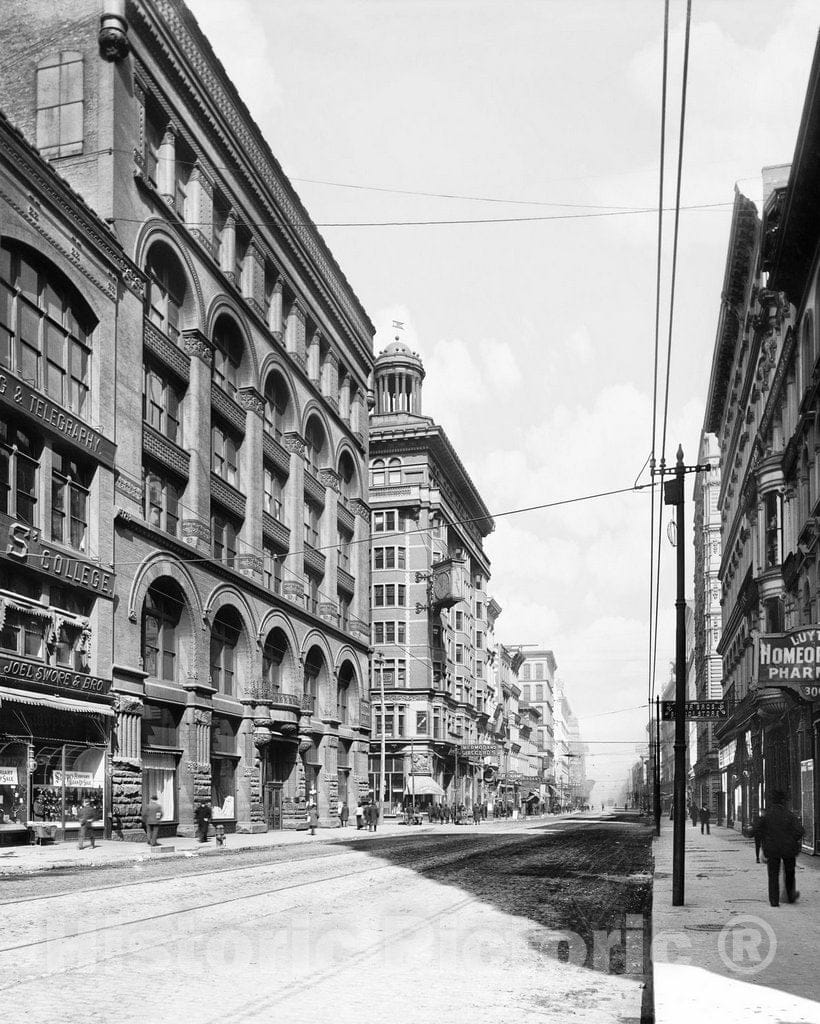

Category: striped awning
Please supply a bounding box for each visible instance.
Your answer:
[0,685,114,717]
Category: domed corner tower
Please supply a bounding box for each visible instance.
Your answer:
[372,336,426,417]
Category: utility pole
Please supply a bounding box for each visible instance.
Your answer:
[654,694,661,836]
[660,445,708,906]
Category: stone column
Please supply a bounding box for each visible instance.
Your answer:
[238,387,264,581]
[181,330,213,552]
[186,163,214,251]
[321,734,339,826]
[282,432,307,606]
[112,694,144,835]
[221,210,237,281]
[308,331,321,384]
[339,373,352,422]
[268,277,283,336]
[157,124,176,204]
[180,705,212,838]
[319,469,340,625]
[350,498,371,629]
[243,239,265,313]
[285,301,306,367]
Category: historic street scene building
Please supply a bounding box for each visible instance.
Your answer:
[703,37,820,849]
[0,0,374,840]
[368,337,494,812]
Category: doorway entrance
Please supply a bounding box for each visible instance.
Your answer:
[264,783,283,831]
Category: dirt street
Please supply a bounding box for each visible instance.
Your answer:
[0,814,653,1024]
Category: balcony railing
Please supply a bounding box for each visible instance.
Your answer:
[301,692,316,714]
[210,382,247,435]
[144,317,190,382]
[263,431,291,475]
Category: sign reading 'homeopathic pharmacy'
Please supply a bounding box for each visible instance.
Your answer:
[759,630,820,683]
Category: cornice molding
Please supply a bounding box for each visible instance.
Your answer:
[132,1,375,368]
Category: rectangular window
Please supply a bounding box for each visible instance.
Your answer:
[143,365,182,444]
[372,510,397,534]
[373,585,406,607]
[212,424,240,488]
[416,710,428,734]
[455,644,464,664]
[211,509,239,567]
[303,501,320,548]
[36,52,83,158]
[263,542,284,594]
[0,417,40,526]
[764,492,783,569]
[143,464,181,537]
[51,450,91,550]
[455,611,464,631]
[304,573,320,615]
[263,464,286,521]
[338,527,352,570]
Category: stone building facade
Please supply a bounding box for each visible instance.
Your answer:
[691,434,723,817]
[0,109,142,844]
[0,0,374,837]
[368,338,494,812]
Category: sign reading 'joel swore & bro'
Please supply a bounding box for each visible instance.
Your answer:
[759,629,820,699]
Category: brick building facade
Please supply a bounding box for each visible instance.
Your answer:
[0,0,374,840]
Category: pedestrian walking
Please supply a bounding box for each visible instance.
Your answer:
[689,802,698,828]
[473,802,481,825]
[143,793,163,847]
[307,803,319,836]
[77,797,96,850]
[699,804,711,835]
[368,802,379,832]
[339,801,349,827]
[194,801,212,843]
[753,789,805,907]
[751,812,765,863]
[355,801,364,830]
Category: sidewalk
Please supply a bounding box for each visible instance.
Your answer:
[0,812,552,877]
[652,821,820,1024]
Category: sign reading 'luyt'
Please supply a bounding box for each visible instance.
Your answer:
[759,630,820,684]
[661,700,727,721]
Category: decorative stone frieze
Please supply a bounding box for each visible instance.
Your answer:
[182,518,211,543]
[349,498,370,520]
[319,469,340,492]
[115,471,143,504]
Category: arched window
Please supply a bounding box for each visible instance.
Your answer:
[145,243,186,343]
[263,371,290,441]
[303,646,325,706]
[210,607,242,696]
[141,584,182,682]
[338,451,356,503]
[262,627,289,693]
[371,459,385,488]
[337,661,355,724]
[387,458,402,486]
[0,244,94,416]
[304,416,325,476]
[212,315,243,397]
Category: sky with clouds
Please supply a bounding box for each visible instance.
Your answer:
[187,0,819,800]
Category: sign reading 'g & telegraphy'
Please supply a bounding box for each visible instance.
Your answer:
[758,630,820,684]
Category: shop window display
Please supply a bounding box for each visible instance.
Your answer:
[0,746,28,828]
[30,743,104,825]
[142,750,176,821]
[211,715,237,819]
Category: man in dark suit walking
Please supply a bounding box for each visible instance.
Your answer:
[754,789,805,907]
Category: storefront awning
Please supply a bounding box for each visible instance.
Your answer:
[0,686,114,717]
[404,777,445,797]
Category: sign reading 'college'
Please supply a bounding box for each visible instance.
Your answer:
[758,630,820,684]
[0,514,115,599]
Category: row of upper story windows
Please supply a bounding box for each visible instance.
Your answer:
[0,244,93,417]
[1,413,93,554]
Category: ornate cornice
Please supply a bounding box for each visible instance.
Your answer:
[0,114,144,300]
[132,1,375,366]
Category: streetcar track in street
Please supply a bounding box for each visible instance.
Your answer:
[0,833,530,959]
[0,825,550,908]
